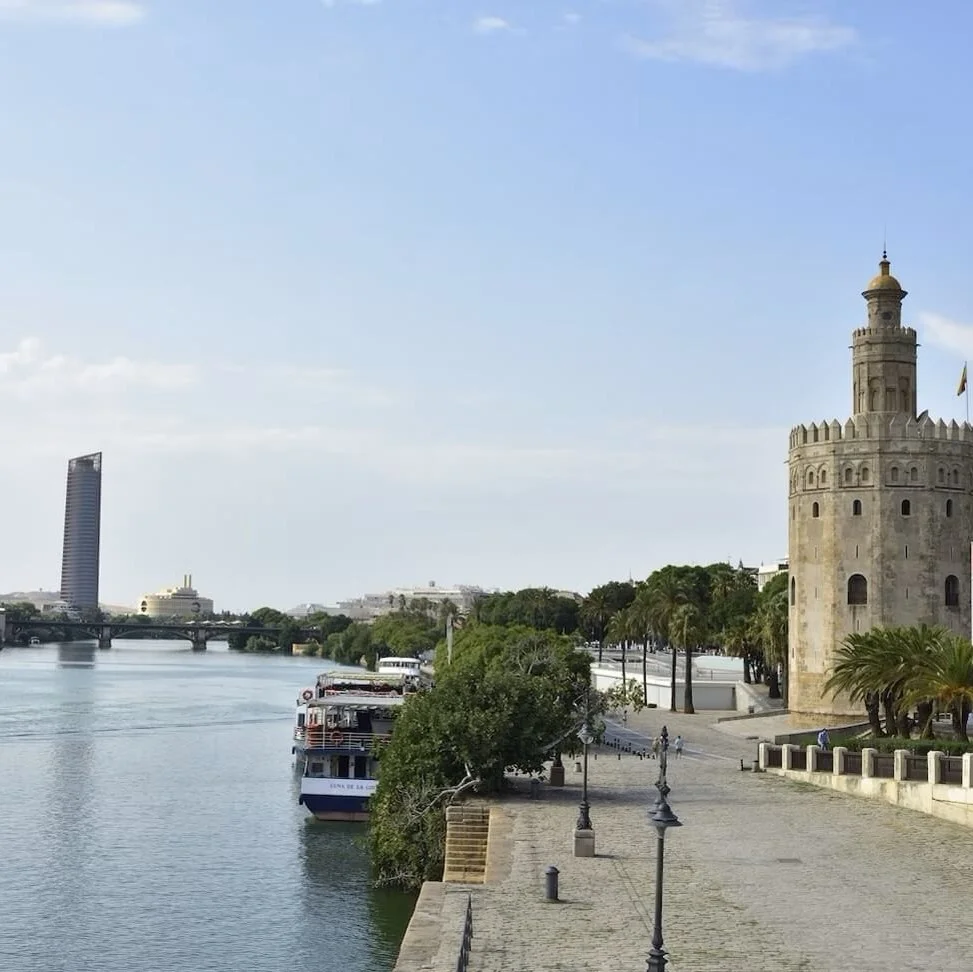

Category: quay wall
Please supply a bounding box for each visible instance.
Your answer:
[760,743,973,830]
[391,881,473,972]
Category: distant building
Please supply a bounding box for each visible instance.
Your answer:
[138,575,215,619]
[60,452,102,611]
[755,560,788,592]
[336,581,489,621]
[286,603,331,619]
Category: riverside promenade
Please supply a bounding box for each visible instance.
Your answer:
[396,707,973,972]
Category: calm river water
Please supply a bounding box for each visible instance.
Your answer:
[0,640,415,972]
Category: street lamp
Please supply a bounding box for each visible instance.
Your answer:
[576,720,594,831]
[646,726,681,972]
[653,725,671,810]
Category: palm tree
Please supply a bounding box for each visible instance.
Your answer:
[607,609,634,690]
[825,625,945,736]
[645,572,691,712]
[627,590,656,705]
[904,634,973,741]
[756,582,788,703]
[671,602,705,714]
[580,588,613,664]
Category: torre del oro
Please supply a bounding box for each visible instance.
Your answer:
[788,255,973,719]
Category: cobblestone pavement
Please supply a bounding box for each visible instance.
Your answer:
[464,709,973,972]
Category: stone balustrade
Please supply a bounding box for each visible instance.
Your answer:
[759,742,973,828]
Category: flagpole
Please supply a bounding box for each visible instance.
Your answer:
[966,361,970,425]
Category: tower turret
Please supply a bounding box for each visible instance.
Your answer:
[852,253,917,418]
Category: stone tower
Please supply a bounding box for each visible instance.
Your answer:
[788,255,973,719]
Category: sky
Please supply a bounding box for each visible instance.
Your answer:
[2,0,973,612]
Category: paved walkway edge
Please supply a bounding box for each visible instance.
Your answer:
[765,765,973,829]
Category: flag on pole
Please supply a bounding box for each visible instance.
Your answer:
[959,364,968,397]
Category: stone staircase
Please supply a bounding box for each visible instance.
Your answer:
[443,804,491,884]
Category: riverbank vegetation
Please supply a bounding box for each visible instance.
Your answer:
[368,624,638,890]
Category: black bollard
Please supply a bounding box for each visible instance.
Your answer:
[545,866,559,902]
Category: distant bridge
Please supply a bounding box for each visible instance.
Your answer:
[0,618,323,651]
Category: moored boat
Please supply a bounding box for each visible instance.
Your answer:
[296,670,407,821]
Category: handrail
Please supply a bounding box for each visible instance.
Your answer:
[455,892,473,972]
[296,729,391,750]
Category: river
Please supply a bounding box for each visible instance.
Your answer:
[0,640,415,972]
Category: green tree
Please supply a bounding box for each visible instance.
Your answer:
[1,602,39,624]
[370,610,441,658]
[671,602,706,715]
[580,581,635,663]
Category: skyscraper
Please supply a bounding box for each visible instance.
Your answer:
[60,452,103,612]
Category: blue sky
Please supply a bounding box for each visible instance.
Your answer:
[2,0,973,611]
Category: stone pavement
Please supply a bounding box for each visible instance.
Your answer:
[454,708,973,972]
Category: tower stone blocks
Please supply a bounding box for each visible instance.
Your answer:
[788,258,973,719]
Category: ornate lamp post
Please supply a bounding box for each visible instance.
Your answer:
[576,720,594,831]
[646,726,681,972]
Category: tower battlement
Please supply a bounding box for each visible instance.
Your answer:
[789,416,973,451]
[852,325,917,340]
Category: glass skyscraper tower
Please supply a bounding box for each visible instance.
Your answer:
[60,452,102,611]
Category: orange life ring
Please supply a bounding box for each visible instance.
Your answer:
[301,690,313,702]
[331,732,345,746]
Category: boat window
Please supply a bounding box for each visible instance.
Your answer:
[337,755,350,779]
[296,712,306,727]
[354,756,369,779]
[309,762,324,775]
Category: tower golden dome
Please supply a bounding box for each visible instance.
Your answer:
[864,251,904,294]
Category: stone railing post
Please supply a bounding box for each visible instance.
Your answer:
[806,745,819,772]
[861,747,877,778]
[927,750,944,785]
[832,746,847,776]
[962,753,973,788]
[781,744,796,770]
[758,742,769,770]
[893,749,908,782]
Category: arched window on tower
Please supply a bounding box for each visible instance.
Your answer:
[861,466,870,483]
[939,467,946,484]
[812,502,820,518]
[820,469,827,485]
[891,467,900,484]
[790,578,795,606]
[947,499,954,518]
[853,500,862,516]
[901,499,911,516]
[807,470,815,487]
[946,575,960,609]
[848,574,868,606]
[910,466,918,483]
[953,468,960,487]
[844,467,853,485]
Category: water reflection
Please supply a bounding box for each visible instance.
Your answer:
[299,822,416,968]
[58,642,96,669]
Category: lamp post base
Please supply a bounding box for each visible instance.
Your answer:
[573,828,595,857]
[645,946,668,971]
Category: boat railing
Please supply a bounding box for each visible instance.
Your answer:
[319,687,404,698]
[297,728,392,751]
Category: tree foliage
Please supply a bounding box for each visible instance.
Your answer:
[369,625,590,889]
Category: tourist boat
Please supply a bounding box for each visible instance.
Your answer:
[295,670,408,821]
[376,655,428,689]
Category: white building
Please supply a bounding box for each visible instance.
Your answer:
[336,581,489,620]
[138,575,215,619]
[755,560,789,592]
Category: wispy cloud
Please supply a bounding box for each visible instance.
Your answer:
[623,0,856,72]
[0,0,145,26]
[0,339,196,396]
[562,12,581,27]
[474,15,511,34]
[921,312,973,358]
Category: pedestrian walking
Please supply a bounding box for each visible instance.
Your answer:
[817,727,831,750]
[651,736,660,759]
[673,734,684,757]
